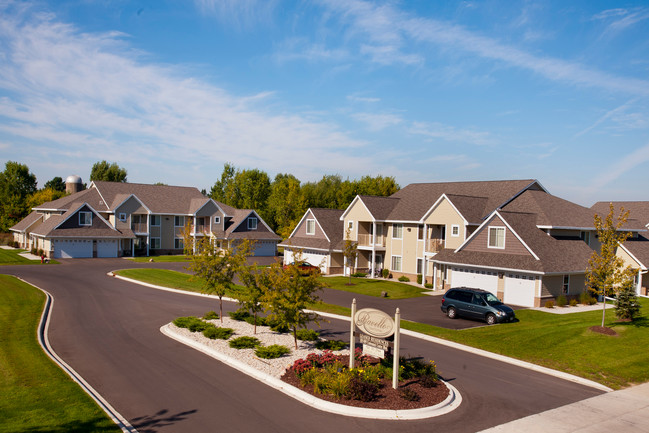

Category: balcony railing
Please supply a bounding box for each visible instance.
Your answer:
[426,239,445,253]
[131,222,148,233]
[357,233,386,247]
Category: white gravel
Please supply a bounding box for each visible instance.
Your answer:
[170,317,349,378]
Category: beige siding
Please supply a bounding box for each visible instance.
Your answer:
[618,247,641,268]
[343,199,374,241]
[423,197,466,250]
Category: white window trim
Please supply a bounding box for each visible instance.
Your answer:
[306,219,316,235]
[488,226,505,249]
[174,216,185,227]
[79,211,92,226]
[563,275,570,295]
[150,215,161,226]
[150,237,161,249]
[391,255,402,272]
[451,224,460,237]
[214,216,221,224]
[393,223,403,239]
[248,217,258,230]
[174,237,184,249]
[348,220,354,231]
[118,213,127,222]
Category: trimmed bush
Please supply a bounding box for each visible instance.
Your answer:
[556,295,568,307]
[255,344,290,359]
[203,327,234,340]
[173,316,211,332]
[580,291,597,305]
[398,276,410,282]
[416,274,422,284]
[351,272,366,278]
[228,309,251,321]
[544,300,555,309]
[296,329,320,341]
[315,339,348,351]
[203,311,219,320]
[229,336,261,349]
[381,269,389,278]
[244,315,267,327]
[424,283,434,289]
[569,299,578,307]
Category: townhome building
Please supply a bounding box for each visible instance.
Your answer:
[10,179,280,259]
[279,208,345,274]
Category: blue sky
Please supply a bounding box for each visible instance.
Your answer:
[1,0,648,206]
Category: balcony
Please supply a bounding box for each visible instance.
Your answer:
[131,222,148,233]
[357,234,386,248]
[426,239,445,253]
[193,224,210,235]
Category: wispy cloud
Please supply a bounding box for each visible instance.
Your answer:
[0,5,370,184]
[319,0,649,95]
[351,112,402,131]
[593,7,649,36]
[347,94,380,103]
[193,0,277,29]
[272,38,349,63]
[591,142,649,189]
[575,98,641,137]
[408,121,493,146]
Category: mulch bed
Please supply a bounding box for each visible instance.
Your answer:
[589,326,618,336]
[280,359,449,410]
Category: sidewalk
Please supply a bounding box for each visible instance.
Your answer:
[481,382,649,432]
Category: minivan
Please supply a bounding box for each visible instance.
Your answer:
[441,287,515,325]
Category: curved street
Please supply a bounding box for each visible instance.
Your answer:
[4,259,603,433]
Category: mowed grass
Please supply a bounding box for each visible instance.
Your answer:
[401,300,649,390]
[0,275,121,433]
[322,276,427,299]
[127,255,190,263]
[115,268,245,296]
[0,248,58,265]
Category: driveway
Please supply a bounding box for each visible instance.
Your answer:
[3,259,603,432]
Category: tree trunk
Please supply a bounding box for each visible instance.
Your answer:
[219,297,223,324]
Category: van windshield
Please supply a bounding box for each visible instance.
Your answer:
[485,293,502,305]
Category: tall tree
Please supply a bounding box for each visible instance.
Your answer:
[90,160,127,182]
[26,188,66,209]
[210,163,236,203]
[0,161,37,231]
[44,176,66,192]
[267,173,305,237]
[586,203,636,327]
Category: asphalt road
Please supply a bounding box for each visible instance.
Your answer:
[4,259,604,432]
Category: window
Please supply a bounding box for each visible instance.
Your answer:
[488,226,505,249]
[150,215,161,226]
[393,223,403,239]
[79,211,92,226]
[248,217,257,230]
[451,225,460,237]
[391,255,402,272]
[563,275,570,294]
[118,213,127,222]
[417,258,423,274]
[418,225,424,240]
[306,219,315,235]
[348,220,354,231]
[174,216,185,227]
[174,238,184,249]
[150,237,161,249]
[580,231,590,246]
[214,216,221,224]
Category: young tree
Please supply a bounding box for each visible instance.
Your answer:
[615,279,640,321]
[343,227,358,284]
[260,258,324,349]
[90,160,127,182]
[586,203,636,327]
[236,258,267,334]
[185,234,252,323]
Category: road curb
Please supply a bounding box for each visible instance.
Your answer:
[161,323,461,420]
[15,276,137,433]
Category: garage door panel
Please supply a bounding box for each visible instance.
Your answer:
[53,239,92,258]
[451,267,498,295]
[97,240,118,258]
[504,273,536,307]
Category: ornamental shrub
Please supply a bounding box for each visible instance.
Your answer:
[228,309,251,321]
[424,283,434,289]
[347,376,379,402]
[382,269,389,278]
[315,339,347,351]
[173,316,211,332]
[244,315,267,327]
[399,388,420,402]
[544,300,555,308]
[557,295,568,307]
[229,336,261,349]
[580,291,597,305]
[203,326,234,340]
[569,298,578,307]
[417,274,422,284]
[203,311,219,320]
[398,276,410,282]
[296,329,319,341]
[351,272,366,278]
[255,344,290,359]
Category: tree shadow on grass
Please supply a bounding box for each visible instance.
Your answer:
[19,417,122,433]
[131,409,198,433]
[613,316,649,328]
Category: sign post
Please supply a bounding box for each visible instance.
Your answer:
[392,308,401,389]
[349,298,356,369]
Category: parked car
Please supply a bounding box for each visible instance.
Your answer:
[440,287,515,325]
[283,261,321,275]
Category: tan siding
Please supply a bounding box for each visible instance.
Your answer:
[423,197,466,249]
[293,210,327,240]
[344,200,374,241]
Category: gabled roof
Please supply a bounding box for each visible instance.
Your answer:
[31,203,133,239]
[281,208,345,251]
[502,190,599,229]
[591,201,649,228]
[212,201,280,241]
[9,211,43,233]
[620,235,649,270]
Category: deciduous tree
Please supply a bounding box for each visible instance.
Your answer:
[89,160,127,182]
[44,177,66,192]
[343,227,358,284]
[0,161,37,231]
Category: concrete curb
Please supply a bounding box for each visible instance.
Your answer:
[14,276,137,433]
[161,324,461,420]
[111,272,612,393]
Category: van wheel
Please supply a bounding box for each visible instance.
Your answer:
[447,307,457,319]
[486,314,496,325]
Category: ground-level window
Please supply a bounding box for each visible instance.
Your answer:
[306,219,315,235]
[488,226,505,249]
[563,275,570,294]
[150,237,161,249]
[174,238,184,249]
[417,258,423,274]
[79,211,92,226]
[391,255,402,272]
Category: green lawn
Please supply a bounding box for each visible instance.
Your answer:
[115,268,245,296]
[322,276,427,299]
[127,255,190,263]
[0,248,58,265]
[0,275,121,433]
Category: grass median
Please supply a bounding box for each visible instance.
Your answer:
[0,275,121,433]
[323,276,426,299]
[0,248,59,266]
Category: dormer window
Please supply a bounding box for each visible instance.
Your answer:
[488,226,505,249]
[248,217,257,230]
[306,219,315,235]
[118,213,127,222]
[79,211,92,226]
[214,216,221,224]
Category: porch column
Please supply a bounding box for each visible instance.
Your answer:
[146,214,150,256]
[637,269,643,296]
[432,262,437,290]
[192,216,197,254]
[131,239,135,257]
[422,257,427,287]
[371,221,376,277]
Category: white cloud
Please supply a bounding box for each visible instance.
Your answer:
[351,112,402,131]
[591,142,649,189]
[593,7,649,35]
[0,5,372,185]
[193,0,277,29]
[408,121,493,146]
[347,94,380,103]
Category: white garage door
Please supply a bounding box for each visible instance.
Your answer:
[504,273,536,307]
[252,241,277,257]
[53,239,93,258]
[283,249,328,272]
[97,240,118,258]
[451,267,498,295]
